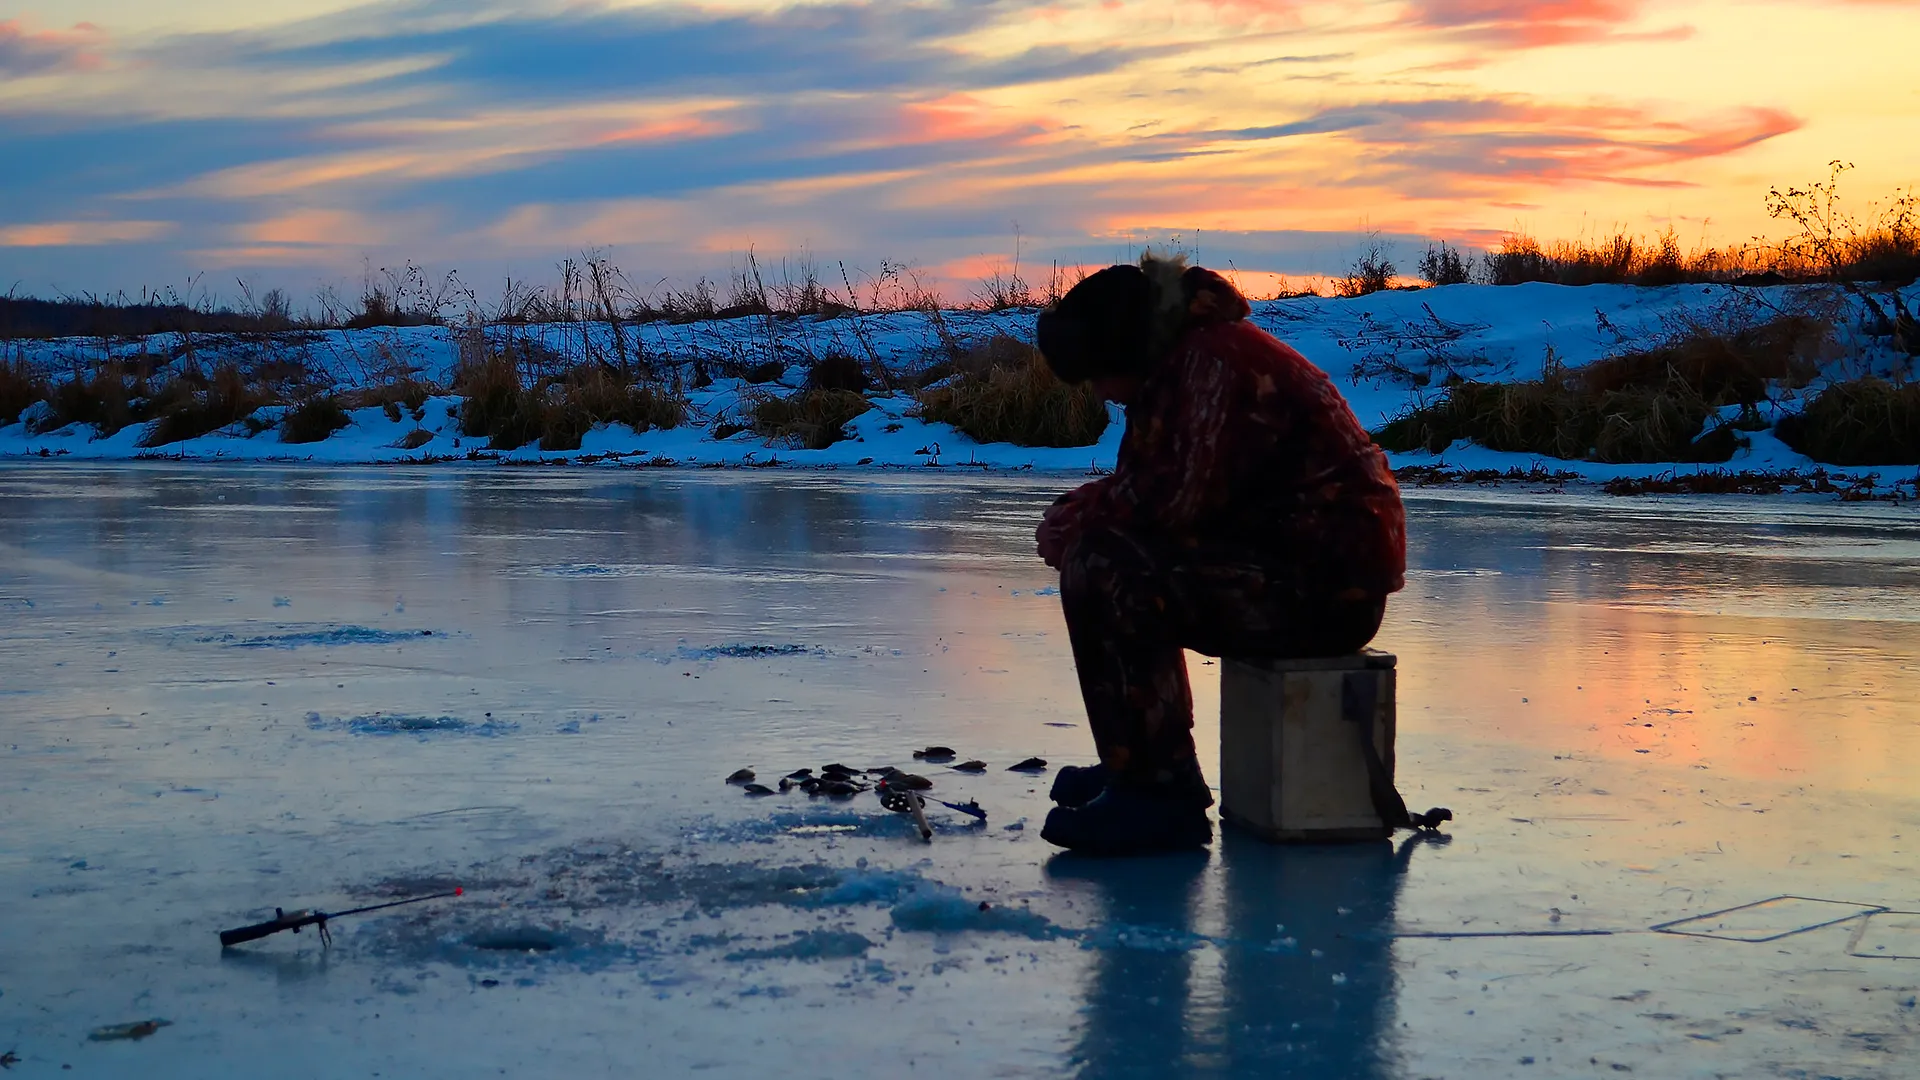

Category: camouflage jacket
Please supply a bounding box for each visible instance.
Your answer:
[1067,268,1406,601]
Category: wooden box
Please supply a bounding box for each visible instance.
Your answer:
[1217,649,1397,843]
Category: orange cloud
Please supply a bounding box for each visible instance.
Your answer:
[238,209,383,247]
[0,220,169,246]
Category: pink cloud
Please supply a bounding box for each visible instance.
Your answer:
[1140,97,1804,217]
[889,95,1055,148]
[1340,99,1803,189]
[0,19,105,76]
[1401,0,1687,47]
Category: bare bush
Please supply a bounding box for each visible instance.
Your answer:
[1336,236,1397,297]
[1417,243,1471,287]
[1340,305,1503,390]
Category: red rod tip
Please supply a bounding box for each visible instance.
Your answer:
[454,887,463,896]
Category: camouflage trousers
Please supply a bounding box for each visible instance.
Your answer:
[1058,526,1387,789]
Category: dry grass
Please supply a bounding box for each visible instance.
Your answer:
[139,364,266,447]
[1373,366,1719,463]
[454,348,536,448]
[452,339,686,451]
[1600,470,1848,496]
[1776,378,1920,465]
[1480,229,1771,287]
[914,335,1111,448]
[537,366,686,451]
[1392,463,1583,487]
[1373,314,1828,464]
[280,396,352,444]
[805,352,871,393]
[748,387,871,450]
[41,359,159,436]
[1583,313,1827,401]
[343,378,437,421]
[1,359,44,426]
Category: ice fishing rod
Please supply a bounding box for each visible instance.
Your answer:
[876,779,987,841]
[218,887,462,948]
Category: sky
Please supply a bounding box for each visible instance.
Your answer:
[2,0,1918,308]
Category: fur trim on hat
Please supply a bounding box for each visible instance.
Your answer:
[1139,252,1191,363]
[1139,251,1251,362]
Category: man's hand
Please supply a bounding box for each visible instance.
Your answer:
[1036,501,1074,568]
[1036,484,1101,568]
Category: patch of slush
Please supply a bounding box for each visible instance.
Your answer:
[888,882,1066,940]
[634,642,829,664]
[540,563,628,576]
[534,845,910,911]
[657,642,824,662]
[304,711,519,737]
[200,624,438,648]
[725,930,874,961]
[361,919,642,974]
[692,809,971,846]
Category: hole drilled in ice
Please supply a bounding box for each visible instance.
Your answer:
[680,643,819,660]
[466,927,574,952]
[305,712,519,737]
[199,625,437,649]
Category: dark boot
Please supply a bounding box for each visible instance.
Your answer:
[1040,785,1213,855]
[1049,762,1110,808]
[1055,759,1213,810]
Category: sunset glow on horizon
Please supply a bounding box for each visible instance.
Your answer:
[2,0,1917,303]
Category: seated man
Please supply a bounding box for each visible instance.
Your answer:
[1034,256,1407,855]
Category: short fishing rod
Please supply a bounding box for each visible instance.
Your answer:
[219,888,462,948]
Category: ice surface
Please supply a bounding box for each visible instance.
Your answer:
[4,464,1920,1077]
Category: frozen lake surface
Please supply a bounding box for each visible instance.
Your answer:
[5,464,1920,1078]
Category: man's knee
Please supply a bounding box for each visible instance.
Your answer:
[1059,526,1175,628]
[1059,526,1144,601]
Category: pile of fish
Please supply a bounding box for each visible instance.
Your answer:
[722,747,1056,836]
[724,747,1048,799]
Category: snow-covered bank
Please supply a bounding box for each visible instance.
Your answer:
[5,282,1917,484]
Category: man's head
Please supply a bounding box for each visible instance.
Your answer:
[1036,254,1251,403]
[1034,263,1155,386]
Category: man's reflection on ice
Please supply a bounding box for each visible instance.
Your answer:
[1050,832,1444,1078]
